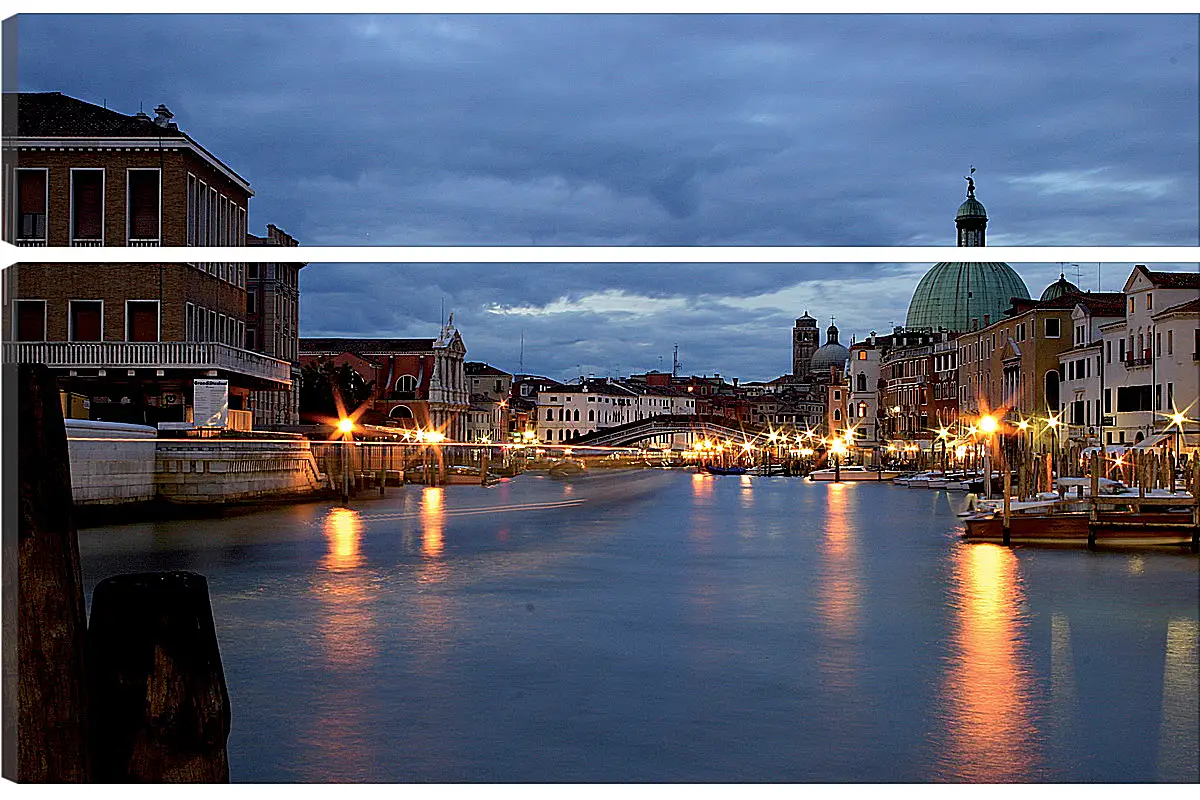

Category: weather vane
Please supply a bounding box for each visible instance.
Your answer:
[964,165,976,197]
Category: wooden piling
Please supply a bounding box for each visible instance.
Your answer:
[8,363,90,782]
[87,571,231,783]
[480,450,490,486]
[1002,469,1012,547]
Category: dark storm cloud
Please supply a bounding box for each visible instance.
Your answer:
[15,14,1199,377]
[17,14,1198,247]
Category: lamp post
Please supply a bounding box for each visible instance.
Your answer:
[1045,412,1062,486]
[337,417,355,503]
[830,439,847,482]
[978,414,998,499]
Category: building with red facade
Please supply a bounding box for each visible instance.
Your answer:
[299,323,469,438]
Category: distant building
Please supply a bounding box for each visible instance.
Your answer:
[246,224,304,426]
[880,327,959,445]
[3,91,291,427]
[847,332,893,451]
[1095,266,1200,449]
[463,362,514,442]
[534,377,696,446]
[299,321,469,438]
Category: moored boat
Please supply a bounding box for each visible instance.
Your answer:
[704,464,748,475]
[809,466,901,482]
[549,458,587,478]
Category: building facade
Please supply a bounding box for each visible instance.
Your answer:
[299,322,470,438]
[1096,266,1200,448]
[246,224,304,426]
[3,92,291,427]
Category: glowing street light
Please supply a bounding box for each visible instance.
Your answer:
[978,415,998,435]
[337,417,355,435]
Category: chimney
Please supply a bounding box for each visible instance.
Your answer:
[152,103,175,129]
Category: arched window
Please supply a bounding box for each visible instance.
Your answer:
[589,409,595,422]
[856,373,867,392]
[395,374,417,393]
[573,409,580,421]
[858,402,868,418]
[388,405,414,419]
[546,409,553,421]
[1044,370,1060,412]
[833,409,841,421]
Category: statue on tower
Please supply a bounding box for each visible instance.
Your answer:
[964,165,976,197]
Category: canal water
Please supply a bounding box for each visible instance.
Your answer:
[79,470,1199,783]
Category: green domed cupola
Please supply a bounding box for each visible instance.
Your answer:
[905,172,1031,331]
[1040,272,1081,301]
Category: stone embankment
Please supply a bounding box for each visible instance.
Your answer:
[65,420,328,513]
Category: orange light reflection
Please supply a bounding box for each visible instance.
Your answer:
[938,544,1042,781]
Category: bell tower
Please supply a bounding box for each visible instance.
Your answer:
[792,312,818,378]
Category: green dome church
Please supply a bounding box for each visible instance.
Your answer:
[905,177,1030,331]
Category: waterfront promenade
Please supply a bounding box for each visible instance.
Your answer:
[79,470,1199,783]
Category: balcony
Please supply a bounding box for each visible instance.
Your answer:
[1124,353,1152,369]
[15,238,47,247]
[128,238,161,247]
[70,238,104,247]
[4,341,292,386]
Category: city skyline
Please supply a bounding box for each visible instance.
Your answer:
[297,260,1194,383]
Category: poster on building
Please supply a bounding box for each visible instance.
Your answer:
[193,378,229,428]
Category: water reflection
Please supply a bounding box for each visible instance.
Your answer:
[323,507,364,572]
[691,472,712,499]
[937,544,1043,781]
[303,507,377,780]
[815,483,861,693]
[421,487,445,559]
[1156,619,1200,782]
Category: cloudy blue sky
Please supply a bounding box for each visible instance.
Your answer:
[15,14,1199,381]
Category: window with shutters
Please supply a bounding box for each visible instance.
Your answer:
[15,169,48,242]
[69,300,103,341]
[126,169,160,243]
[126,301,159,342]
[70,169,104,244]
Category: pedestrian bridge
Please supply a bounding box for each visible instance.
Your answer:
[569,415,766,448]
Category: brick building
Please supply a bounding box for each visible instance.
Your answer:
[2,91,291,426]
[246,224,305,426]
[299,322,470,438]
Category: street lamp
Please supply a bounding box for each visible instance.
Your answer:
[978,414,999,499]
[337,417,355,503]
[830,438,848,482]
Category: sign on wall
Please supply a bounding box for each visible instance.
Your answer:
[193,378,229,428]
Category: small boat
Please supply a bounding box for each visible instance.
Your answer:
[809,466,902,482]
[549,459,587,478]
[965,511,1198,548]
[704,464,748,475]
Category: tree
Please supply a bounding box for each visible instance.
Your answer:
[299,360,374,422]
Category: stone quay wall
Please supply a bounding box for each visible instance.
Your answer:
[65,420,158,505]
[63,425,328,506]
[155,438,326,504]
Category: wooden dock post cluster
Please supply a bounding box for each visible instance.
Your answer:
[7,364,231,783]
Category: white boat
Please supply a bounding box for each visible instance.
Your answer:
[809,466,902,482]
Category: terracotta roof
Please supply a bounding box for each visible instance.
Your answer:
[10,92,188,139]
[1153,297,1200,317]
[1073,293,1127,317]
[1142,269,1200,289]
[465,362,512,376]
[300,337,436,353]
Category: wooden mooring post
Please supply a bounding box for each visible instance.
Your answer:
[7,363,90,782]
[5,364,232,783]
[87,572,231,782]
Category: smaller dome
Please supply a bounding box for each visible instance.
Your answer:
[956,196,987,219]
[1040,273,1081,302]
